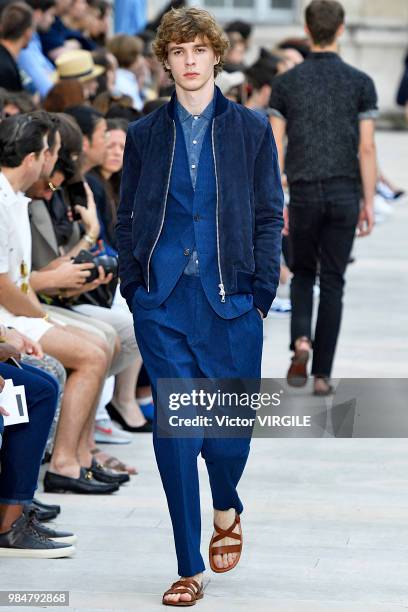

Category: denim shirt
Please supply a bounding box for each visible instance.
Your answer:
[176,95,214,275]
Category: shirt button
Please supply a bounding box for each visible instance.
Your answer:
[192,140,197,144]
[191,164,196,169]
[184,248,190,256]
[193,116,198,120]
[193,214,200,221]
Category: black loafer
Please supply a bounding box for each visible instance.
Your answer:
[32,497,61,515]
[89,458,130,484]
[43,468,120,495]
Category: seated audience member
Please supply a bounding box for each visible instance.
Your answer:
[25,114,137,453]
[60,0,88,33]
[18,0,56,99]
[84,0,111,48]
[135,28,164,99]
[91,48,118,99]
[92,118,128,237]
[93,91,133,116]
[65,105,115,250]
[55,49,104,101]
[0,89,36,117]
[84,110,120,252]
[0,322,66,515]
[43,78,85,112]
[257,47,287,74]
[105,103,141,122]
[245,59,278,117]
[107,34,145,110]
[27,112,151,437]
[39,0,96,62]
[225,19,252,50]
[0,324,75,558]
[277,36,310,60]
[223,31,246,72]
[0,112,128,494]
[0,2,34,92]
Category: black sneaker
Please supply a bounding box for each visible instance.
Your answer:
[0,514,75,558]
[23,508,77,545]
[90,458,130,485]
[27,503,58,522]
[44,468,120,494]
[32,497,61,515]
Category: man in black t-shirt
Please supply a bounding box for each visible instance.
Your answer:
[0,2,34,92]
[271,0,378,395]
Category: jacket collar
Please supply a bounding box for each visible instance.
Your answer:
[166,84,229,121]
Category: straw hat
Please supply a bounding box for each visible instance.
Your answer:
[54,50,105,83]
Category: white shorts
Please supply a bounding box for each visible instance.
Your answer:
[0,312,53,342]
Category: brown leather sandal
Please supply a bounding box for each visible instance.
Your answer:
[209,512,242,573]
[162,578,204,607]
[286,336,311,387]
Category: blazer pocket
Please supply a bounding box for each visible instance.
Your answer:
[235,269,254,293]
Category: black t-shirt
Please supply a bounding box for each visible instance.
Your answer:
[0,43,23,91]
[270,52,378,184]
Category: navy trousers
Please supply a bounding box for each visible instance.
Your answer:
[133,274,263,576]
[0,363,58,504]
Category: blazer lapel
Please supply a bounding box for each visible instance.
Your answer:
[29,199,59,256]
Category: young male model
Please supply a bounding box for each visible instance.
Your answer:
[271,0,378,396]
[116,7,283,605]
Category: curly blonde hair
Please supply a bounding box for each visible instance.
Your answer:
[152,7,229,80]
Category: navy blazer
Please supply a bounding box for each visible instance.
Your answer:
[116,86,284,316]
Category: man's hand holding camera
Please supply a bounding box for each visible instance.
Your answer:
[51,259,96,289]
[61,265,114,298]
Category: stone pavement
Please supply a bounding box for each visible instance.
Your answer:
[2,132,408,611]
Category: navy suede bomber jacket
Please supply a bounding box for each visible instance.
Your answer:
[116,85,284,317]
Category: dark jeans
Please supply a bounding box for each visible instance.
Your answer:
[0,363,58,504]
[288,178,360,377]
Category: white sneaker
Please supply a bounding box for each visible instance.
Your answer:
[270,297,291,313]
[94,418,133,444]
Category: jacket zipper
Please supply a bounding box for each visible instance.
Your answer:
[211,120,226,303]
[146,120,176,292]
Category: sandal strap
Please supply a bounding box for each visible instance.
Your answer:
[164,578,201,599]
[171,579,200,591]
[211,544,241,555]
[164,587,195,598]
[211,530,241,544]
[213,513,240,540]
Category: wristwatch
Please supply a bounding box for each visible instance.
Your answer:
[83,233,96,247]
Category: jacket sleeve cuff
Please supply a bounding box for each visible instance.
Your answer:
[253,286,277,319]
[120,281,139,312]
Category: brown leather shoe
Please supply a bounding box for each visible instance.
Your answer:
[162,578,203,607]
[286,337,311,387]
[313,376,334,396]
[209,512,242,573]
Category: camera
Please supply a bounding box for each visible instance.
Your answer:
[73,250,118,282]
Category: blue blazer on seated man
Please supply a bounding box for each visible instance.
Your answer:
[115,8,283,602]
